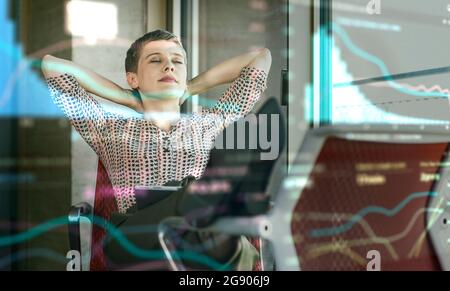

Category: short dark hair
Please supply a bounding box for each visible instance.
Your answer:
[125,29,185,73]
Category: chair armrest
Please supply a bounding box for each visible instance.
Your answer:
[68,203,93,258]
[158,216,271,271]
[158,217,189,271]
[69,202,93,221]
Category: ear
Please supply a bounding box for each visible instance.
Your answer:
[126,72,139,89]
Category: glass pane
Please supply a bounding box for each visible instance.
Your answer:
[331,0,450,125]
[198,0,288,109]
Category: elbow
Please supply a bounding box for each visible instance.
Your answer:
[259,48,271,57]
[43,54,53,61]
[257,48,272,62]
[249,48,272,74]
[42,54,54,66]
[41,55,53,76]
[41,55,62,79]
[261,48,272,68]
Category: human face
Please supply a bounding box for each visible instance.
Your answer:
[127,40,187,100]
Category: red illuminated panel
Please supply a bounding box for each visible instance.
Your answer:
[291,137,447,270]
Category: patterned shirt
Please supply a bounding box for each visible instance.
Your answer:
[47,66,268,214]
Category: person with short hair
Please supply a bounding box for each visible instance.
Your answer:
[42,29,272,270]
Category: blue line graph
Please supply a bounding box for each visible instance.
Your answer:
[332,23,448,99]
[309,191,438,238]
[0,248,67,269]
[328,23,450,125]
[0,215,230,270]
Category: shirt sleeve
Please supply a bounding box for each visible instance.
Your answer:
[46,73,110,157]
[202,66,268,134]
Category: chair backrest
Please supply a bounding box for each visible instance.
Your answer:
[173,97,286,271]
[232,97,286,214]
[89,160,117,271]
[180,97,286,226]
[270,125,450,270]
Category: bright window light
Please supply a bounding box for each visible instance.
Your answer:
[66,0,118,45]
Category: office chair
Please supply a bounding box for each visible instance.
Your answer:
[159,97,287,271]
[68,160,118,271]
[161,124,450,270]
[67,96,286,271]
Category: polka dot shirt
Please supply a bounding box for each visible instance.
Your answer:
[46,67,268,214]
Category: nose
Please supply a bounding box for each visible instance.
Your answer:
[164,62,175,72]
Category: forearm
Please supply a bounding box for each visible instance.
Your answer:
[41,55,140,111]
[187,48,270,96]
